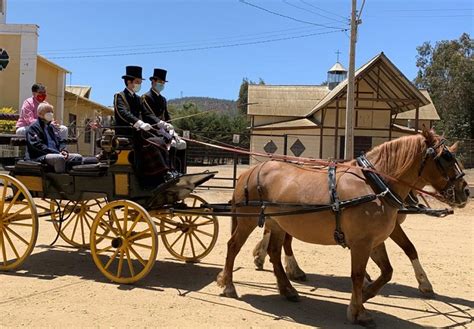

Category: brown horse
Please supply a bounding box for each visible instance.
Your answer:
[216,130,469,326]
[253,210,436,295]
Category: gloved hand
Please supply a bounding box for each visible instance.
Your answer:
[133,120,152,131]
[156,120,173,130]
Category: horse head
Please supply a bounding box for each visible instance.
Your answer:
[419,128,469,207]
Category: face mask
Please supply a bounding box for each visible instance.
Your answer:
[35,94,47,102]
[44,112,54,122]
[133,83,141,93]
[154,83,165,93]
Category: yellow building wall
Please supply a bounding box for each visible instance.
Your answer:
[0,34,21,109]
[36,59,60,112]
[253,115,296,127]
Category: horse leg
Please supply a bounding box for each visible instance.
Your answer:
[266,224,299,301]
[252,228,270,270]
[283,234,307,282]
[217,217,258,298]
[347,242,374,326]
[390,221,434,296]
[362,242,393,302]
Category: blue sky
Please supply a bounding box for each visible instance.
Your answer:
[7,0,473,106]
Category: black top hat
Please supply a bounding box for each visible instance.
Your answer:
[122,66,144,80]
[149,68,168,82]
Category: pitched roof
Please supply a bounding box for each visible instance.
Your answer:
[306,52,430,116]
[65,91,113,115]
[248,85,329,117]
[37,55,70,73]
[394,89,440,120]
[253,118,318,130]
[66,85,92,99]
[328,62,347,72]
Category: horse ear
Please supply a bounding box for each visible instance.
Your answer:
[449,141,459,153]
[421,126,432,140]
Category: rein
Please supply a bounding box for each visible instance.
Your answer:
[181,136,449,202]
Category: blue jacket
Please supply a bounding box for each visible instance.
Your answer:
[26,119,66,161]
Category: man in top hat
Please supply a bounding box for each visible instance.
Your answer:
[114,65,158,137]
[142,68,171,124]
[114,65,172,183]
[142,68,186,173]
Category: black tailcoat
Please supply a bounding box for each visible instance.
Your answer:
[142,89,171,122]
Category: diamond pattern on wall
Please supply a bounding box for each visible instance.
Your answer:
[290,139,306,157]
[263,140,278,154]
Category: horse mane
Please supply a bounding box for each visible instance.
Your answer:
[366,134,429,178]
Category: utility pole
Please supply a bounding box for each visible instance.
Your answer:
[344,0,359,159]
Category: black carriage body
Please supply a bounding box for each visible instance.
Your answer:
[10,148,215,209]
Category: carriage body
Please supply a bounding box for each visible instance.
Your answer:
[0,133,219,284]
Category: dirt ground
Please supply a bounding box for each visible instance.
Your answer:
[1,165,473,328]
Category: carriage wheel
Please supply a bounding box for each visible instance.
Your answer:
[157,194,218,262]
[90,200,158,284]
[50,198,107,248]
[0,174,38,271]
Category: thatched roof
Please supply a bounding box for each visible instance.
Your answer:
[394,89,440,120]
[66,85,92,99]
[248,85,329,117]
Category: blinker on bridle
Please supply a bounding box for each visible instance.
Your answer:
[418,138,465,198]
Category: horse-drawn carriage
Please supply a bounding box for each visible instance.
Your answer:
[0,131,219,284]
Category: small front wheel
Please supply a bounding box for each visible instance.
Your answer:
[90,200,158,284]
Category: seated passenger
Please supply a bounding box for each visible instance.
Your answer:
[16,83,68,140]
[25,103,82,173]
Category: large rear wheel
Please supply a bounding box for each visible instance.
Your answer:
[0,174,38,271]
[90,200,158,284]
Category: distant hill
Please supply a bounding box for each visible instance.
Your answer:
[168,97,238,115]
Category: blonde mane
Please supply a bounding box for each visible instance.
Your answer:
[366,134,428,178]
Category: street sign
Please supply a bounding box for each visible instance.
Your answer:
[183,130,190,139]
[232,134,240,144]
[0,48,9,71]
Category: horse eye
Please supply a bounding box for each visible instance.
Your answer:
[442,151,454,161]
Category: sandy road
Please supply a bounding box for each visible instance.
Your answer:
[0,166,473,328]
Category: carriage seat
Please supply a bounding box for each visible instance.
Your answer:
[11,160,46,176]
[69,163,109,176]
[9,136,78,146]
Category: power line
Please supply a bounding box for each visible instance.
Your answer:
[282,0,348,24]
[299,0,348,20]
[43,29,346,60]
[239,0,345,29]
[39,25,325,54]
[38,27,332,56]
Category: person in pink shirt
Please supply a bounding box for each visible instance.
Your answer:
[16,83,68,139]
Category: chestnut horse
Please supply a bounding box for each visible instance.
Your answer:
[217,130,469,326]
[253,210,436,295]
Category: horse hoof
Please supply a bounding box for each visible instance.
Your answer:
[285,294,300,302]
[221,286,239,299]
[288,272,307,282]
[347,306,375,328]
[419,286,435,298]
[254,257,264,271]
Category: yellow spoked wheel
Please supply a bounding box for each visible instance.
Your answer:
[50,198,107,248]
[0,174,38,271]
[90,200,158,284]
[156,194,218,262]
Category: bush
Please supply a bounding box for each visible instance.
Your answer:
[0,107,17,133]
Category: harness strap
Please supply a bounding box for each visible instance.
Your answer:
[256,162,267,227]
[356,155,404,209]
[328,164,347,248]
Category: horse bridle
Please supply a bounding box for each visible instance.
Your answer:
[418,139,465,202]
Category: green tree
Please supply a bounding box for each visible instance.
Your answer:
[236,77,265,115]
[414,33,474,139]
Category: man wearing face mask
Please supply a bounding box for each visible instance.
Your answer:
[114,65,172,183]
[142,69,186,174]
[16,83,68,139]
[25,103,83,173]
[114,66,158,137]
